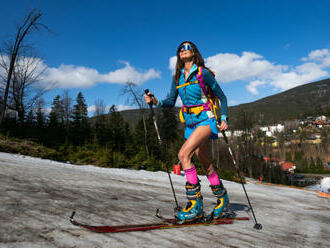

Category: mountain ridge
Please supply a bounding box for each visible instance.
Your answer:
[119,78,330,127]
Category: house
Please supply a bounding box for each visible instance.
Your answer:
[269,124,285,133]
[260,127,268,132]
[266,131,272,137]
[311,116,330,127]
[290,139,300,144]
[221,130,244,137]
[280,161,296,173]
[272,141,279,147]
[306,137,322,144]
[260,124,285,137]
[324,163,330,170]
[316,115,326,121]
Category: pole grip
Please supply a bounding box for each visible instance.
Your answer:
[144,89,155,114]
[221,130,229,144]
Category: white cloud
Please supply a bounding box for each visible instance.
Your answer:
[88,104,134,114]
[87,105,97,113]
[169,56,177,74]
[168,48,330,95]
[246,80,265,95]
[0,55,161,90]
[0,55,47,88]
[205,52,281,84]
[228,100,239,106]
[100,62,161,85]
[116,104,135,111]
[41,107,51,115]
[301,49,330,68]
[45,65,100,88]
[203,49,330,94]
[302,49,330,61]
[42,62,161,89]
[175,97,183,107]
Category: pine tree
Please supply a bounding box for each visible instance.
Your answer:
[310,157,316,170]
[301,157,308,171]
[159,106,179,143]
[294,151,303,163]
[49,95,64,128]
[107,105,129,153]
[35,99,46,143]
[285,151,292,162]
[36,99,45,129]
[70,92,90,145]
[159,106,181,165]
[48,95,66,146]
[94,113,107,145]
[62,90,72,131]
[26,109,35,126]
[316,157,323,170]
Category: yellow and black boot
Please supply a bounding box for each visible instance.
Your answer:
[210,181,231,218]
[176,181,203,222]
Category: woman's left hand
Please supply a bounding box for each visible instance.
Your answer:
[218,121,228,131]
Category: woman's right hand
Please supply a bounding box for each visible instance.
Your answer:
[144,92,158,105]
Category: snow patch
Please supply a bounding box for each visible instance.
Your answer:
[320,177,330,193]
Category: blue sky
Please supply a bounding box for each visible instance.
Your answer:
[1,0,330,114]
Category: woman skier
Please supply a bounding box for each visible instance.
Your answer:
[144,41,229,222]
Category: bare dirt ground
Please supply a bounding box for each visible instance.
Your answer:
[0,152,329,248]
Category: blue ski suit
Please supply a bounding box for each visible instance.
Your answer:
[158,64,228,139]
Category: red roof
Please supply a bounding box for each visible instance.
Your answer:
[280,162,296,171]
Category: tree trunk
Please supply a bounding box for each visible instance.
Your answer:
[0,9,43,124]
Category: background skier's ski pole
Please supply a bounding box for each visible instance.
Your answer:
[221,130,263,230]
[144,89,181,212]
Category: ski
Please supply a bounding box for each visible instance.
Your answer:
[69,211,249,233]
[155,208,250,224]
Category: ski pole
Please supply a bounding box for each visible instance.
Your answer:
[221,130,263,230]
[144,89,181,212]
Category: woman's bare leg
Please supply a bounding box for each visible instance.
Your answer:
[178,125,212,171]
[194,141,216,176]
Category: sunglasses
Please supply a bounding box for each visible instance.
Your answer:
[178,44,192,52]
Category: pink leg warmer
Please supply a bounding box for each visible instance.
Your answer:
[207,171,220,186]
[184,165,198,185]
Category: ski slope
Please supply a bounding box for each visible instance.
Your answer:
[0,152,329,248]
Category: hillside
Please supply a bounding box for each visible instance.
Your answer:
[229,78,330,125]
[119,78,330,127]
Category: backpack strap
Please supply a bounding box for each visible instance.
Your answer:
[196,67,209,97]
[176,80,199,89]
[196,66,221,123]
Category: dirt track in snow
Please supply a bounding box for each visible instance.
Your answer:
[0,152,329,248]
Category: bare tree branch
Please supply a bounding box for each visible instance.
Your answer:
[0,8,49,124]
[94,98,106,117]
[121,82,150,157]
[6,54,48,123]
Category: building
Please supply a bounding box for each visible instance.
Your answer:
[260,124,285,137]
[269,124,285,133]
[306,137,322,144]
[316,115,326,121]
[280,162,296,173]
[324,163,330,170]
[221,130,244,137]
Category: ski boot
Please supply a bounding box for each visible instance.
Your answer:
[176,181,203,223]
[210,181,231,219]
